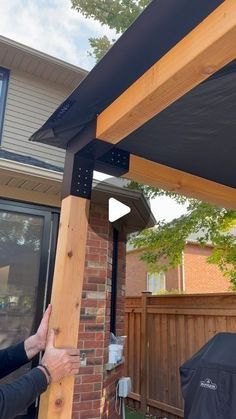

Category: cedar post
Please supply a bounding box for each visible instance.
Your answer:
[37,116,130,417]
[140,291,151,413]
[38,152,93,418]
[38,196,90,418]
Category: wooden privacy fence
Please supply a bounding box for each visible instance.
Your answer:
[125,292,236,419]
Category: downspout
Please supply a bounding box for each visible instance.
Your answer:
[180,251,185,292]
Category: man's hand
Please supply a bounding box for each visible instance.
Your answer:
[39,329,80,383]
[24,304,52,360]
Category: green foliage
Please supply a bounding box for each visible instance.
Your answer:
[130,196,236,287]
[153,289,184,296]
[71,0,151,61]
[71,0,236,289]
[88,36,113,61]
[126,406,145,419]
[71,0,149,32]
[126,181,190,205]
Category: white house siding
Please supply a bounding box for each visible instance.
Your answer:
[1,69,70,168]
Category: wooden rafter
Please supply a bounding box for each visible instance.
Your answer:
[38,195,90,419]
[123,155,236,209]
[96,0,236,143]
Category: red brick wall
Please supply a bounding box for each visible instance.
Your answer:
[72,203,125,419]
[184,243,229,293]
[126,244,230,296]
[126,251,147,296]
[126,250,179,295]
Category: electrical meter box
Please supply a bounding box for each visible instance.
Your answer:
[118,377,132,398]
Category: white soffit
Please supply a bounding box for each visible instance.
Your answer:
[0,35,87,89]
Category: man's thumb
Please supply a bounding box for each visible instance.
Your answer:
[46,328,55,348]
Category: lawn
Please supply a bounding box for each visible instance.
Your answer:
[126,407,145,419]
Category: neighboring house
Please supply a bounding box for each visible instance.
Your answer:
[0,36,154,418]
[126,233,231,296]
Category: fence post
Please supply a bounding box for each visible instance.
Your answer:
[141,291,152,413]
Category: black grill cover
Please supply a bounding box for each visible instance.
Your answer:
[180,333,236,419]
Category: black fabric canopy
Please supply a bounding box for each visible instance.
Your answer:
[120,61,236,188]
[180,333,236,418]
[30,0,236,189]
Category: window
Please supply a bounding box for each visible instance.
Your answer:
[147,271,166,293]
[0,199,59,418]
[0,67,9,142]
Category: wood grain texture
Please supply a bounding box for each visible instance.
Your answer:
[140,292,151,411]
[97,0,236,143]
[126,293,236,418]
[38,195,90,419]
[123,155,236,209]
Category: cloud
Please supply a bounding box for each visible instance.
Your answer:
[0,0,117,70]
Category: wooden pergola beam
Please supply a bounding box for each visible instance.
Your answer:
[123,155,236,209]
[96,0,236,143]
[38,195,90,419]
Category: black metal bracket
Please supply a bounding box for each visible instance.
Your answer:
[62,152,94,199]
[70,155,94,199]
[76,139,130,177]
[62,121,130,199]
[95,147,130,177]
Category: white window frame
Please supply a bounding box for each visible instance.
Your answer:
[147,271,166,293]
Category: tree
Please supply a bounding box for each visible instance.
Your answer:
[127,184,236,288]
[71,0,151,61]
[88,35,113,62]
[72,0,236,287]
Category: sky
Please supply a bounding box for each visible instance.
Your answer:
[0,0,116,70]
[0,0,187,223]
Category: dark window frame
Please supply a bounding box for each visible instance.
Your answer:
[0,67,10,143]
[0,199,59,418]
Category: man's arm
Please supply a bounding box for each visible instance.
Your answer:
[0,328,81,419]
[0,300,81,418]
[24,305,52,360]
[0,305,52,379]
[0,342,28,379]
[0,368,48,419]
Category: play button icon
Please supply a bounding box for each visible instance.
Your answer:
[88,177,153,242]
[108,198,131,222]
